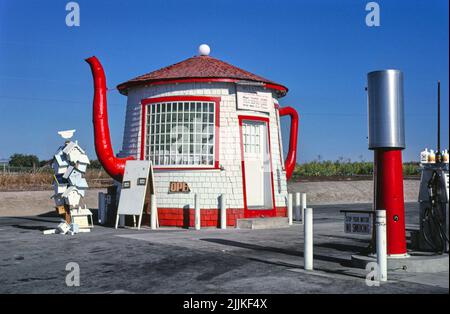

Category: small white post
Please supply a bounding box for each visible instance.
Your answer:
[115,214,119,229]
[301,193,307,225]
[115,214,125,228]
[194,194,201,230]
[150,194,157,230]
[287,194,293,225]
[295,192,301,221]
[376,209,387,282]
[220,194,227,229]
[304,207,313,270]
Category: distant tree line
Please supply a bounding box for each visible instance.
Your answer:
[6,154,103,169]
[6,153,419,176]
[8,154,41,168]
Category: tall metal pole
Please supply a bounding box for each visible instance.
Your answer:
[367,70,407,256]
[437,81,441,159]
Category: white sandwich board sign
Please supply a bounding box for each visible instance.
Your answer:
[116,160,154,230]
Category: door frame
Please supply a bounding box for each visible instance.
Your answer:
[238,115,276,218]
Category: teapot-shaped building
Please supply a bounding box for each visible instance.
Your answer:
[86,45,299,227]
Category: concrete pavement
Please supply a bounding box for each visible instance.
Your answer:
[0,202,447,293]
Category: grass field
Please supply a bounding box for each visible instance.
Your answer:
[292,160,419,180]
[0,169,112,191]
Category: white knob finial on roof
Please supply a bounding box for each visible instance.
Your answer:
[198,44,210,56]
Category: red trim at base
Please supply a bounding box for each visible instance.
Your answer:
[147,207,287,228]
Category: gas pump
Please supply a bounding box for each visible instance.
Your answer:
[417,82,449,253]
[352,78,449,273]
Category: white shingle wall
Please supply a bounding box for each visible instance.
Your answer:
[119,82,288,209]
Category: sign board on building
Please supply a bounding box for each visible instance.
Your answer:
[343,211,372,234]
[236,89,272,113]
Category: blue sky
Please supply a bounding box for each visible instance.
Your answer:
[0,0,448,163]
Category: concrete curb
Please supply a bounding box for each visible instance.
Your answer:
[351,252,449,273]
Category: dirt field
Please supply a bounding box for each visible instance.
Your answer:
[0,180,420,217]
[288,179,420,205]
[0,188,106,217]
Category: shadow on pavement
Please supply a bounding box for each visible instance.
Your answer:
[201,238,352,266]
[316,242,368,253]
[6,216,59,224]
[316,234,371,244]
[10,224,49,231]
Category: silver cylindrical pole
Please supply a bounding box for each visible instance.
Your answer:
[287,194,293,225]
[367,70,405,150]
[295,192,301,221]
[301,193,307,224]
[150,194,157,230]
[376,209,387,282]
[195,194,201,230]
[220,194,227,229]
[304,207,313,270]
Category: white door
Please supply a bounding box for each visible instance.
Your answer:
[242,120,272,209]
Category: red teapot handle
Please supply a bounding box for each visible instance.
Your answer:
[278,106,299,180]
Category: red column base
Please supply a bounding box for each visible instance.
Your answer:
[374,149,407,255]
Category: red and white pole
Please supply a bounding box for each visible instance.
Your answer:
[367,70,408,256]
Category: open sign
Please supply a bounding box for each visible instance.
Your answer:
[169,182,191,193]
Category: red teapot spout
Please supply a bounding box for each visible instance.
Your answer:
[85,56,134,182]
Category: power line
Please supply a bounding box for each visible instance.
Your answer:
[0,95,124,106]
[0,76,123,90]
[287,112,437,117]
[0,76,85,86]
[0,94,442,116]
